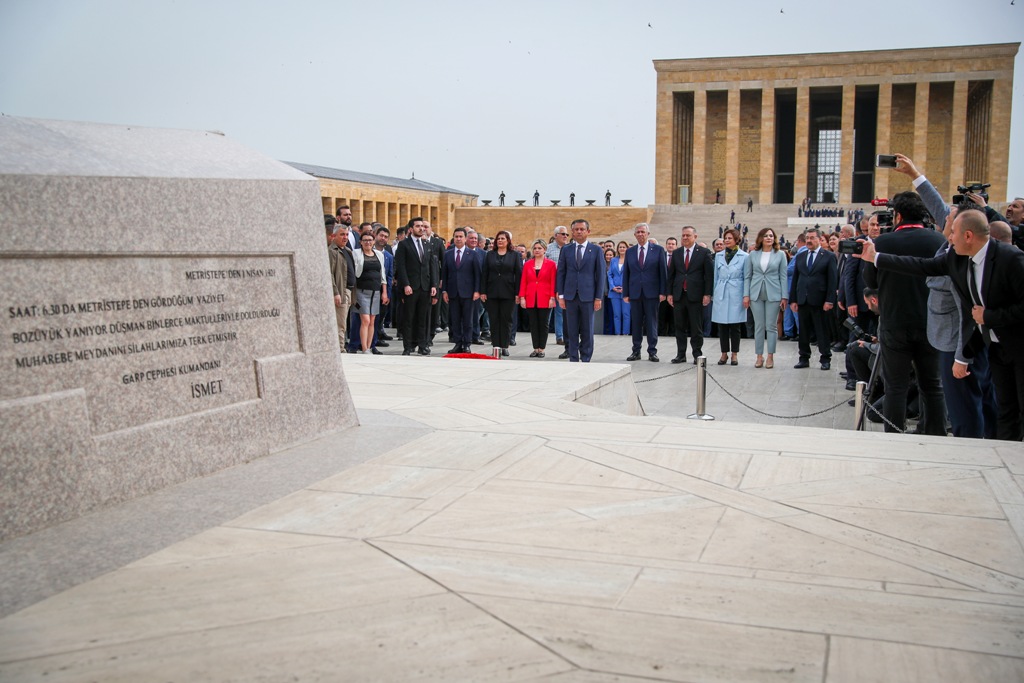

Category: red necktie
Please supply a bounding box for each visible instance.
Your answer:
[684,249,690,291]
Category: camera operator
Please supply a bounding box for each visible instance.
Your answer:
[846,289,881,392]
[891,154,998,438]
[861,191,948,435]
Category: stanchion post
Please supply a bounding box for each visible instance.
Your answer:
[854,381,866,430]
[687,356,715,421]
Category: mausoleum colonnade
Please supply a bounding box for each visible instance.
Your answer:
[654,43,1017,206]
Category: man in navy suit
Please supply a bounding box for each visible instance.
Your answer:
[789,228,838,370]
[440,227,481,354]
[622,222,667,361]
[556,219,606,362]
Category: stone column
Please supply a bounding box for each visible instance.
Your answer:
[839,84,856,204]
[654,89,675,204]
[948,80,968,199]
[912,82,930,174]
[692,89,707,204]
[759,86,775,204]
[725,87,741,204]
[988,78,1013,203]
[793,86,810,204]
[875,82,893,200]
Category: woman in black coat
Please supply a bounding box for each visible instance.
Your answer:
[480,230,522,356]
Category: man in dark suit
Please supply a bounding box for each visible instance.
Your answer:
[861,208,1024,440]
[440,227,480,354]
[861,192,948,435]
[789,228,839,371]
[394,217,438,356]
[622,222,667,362]
[556,219,606,362]
[422,221,446,350]
[667,226,714,364]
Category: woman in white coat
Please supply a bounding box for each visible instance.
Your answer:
[712,228,748,365]
[743,227,788,369]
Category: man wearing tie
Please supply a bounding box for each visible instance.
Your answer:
[667,226,714,364]
[860,208,1024,440]
[789,228,839,371]
[622,222,667,362]
[394,217,438,356]
[440,227,480,354]
[556,219,606,362]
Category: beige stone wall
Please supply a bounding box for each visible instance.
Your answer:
[739,90,762,204]
[453,207,654,245]
[654,43,1019,204]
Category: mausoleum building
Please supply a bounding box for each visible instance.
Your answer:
[654,43,1018,206]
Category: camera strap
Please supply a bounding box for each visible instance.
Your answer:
[895,224,925,231]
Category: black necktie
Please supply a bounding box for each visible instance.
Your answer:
[576,243,583,266]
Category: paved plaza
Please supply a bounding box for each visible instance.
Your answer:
[2,334,1023,681]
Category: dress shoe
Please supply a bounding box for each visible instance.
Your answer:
[509,339,516,346]
[472,338,482,344]
[718,354,729,365]
[418,347,430,356]
[379,333,394,341]
[648,353,659,362]
[529,351,539,358]
[501,348,509,357]
[670,356,686,364]
[557,338,565,345]
[848,398,857,407]
[370,347,383,355]
[820,361,831,371]
[693,358,699,365]
[832,342,847,352]
[558,351,569,359]
[448,346,462,354]
[537,351,545,358]
[375,341,389,347]
[845,379,857,391]
[626,352,642,361]
[839,371,848,379]
[793,360,810,369]
[480,332,491,341]
[402,349,413,356]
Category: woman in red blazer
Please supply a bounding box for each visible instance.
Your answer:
[518,239,558,357]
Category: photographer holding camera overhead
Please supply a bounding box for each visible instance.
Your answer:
[888,153,998,439]
[862,183,948,436]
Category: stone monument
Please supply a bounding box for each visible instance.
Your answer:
[0,116,357,540]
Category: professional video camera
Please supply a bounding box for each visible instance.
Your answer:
[952,182,990,206]
[842,317,872,342]
[869,198,895,232]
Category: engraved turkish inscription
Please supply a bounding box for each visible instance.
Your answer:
[2,255,299,434]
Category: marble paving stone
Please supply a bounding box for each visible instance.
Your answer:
[984,468,1024,505]
[392,404,499,429]
[699,509,959,587]
[370,430,531,470]
[826,636,1024,683]
[480,419,663,444]
[472,595,826,683]
[740,453,916,489]
[606,443,753,488]
[0,593,570,683]
[779,514,1024,595]
[779,475,1006,518]
[1004,504,1024,549]
[127,526,343,568]
[374,541,641,608]
[997,445,1024,475]
[0,539,442,662]
[795,504,1024,577]
[310,461,476,499]
[497,447,677,492]
[620,567,1024,657]
[224,489,437,538]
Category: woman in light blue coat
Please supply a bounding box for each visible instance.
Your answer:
[743,227,788,369]
[712,228,748,365]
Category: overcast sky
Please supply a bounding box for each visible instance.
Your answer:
[1,0,1021,204]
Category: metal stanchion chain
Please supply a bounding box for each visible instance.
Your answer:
[703,368,849,420]
[634,364,697,384]
[862,400,907,434]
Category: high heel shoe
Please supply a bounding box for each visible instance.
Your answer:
[718,354,728,365]
[730,354,738,366]
[755,356,764,368]
[765,355,774,369]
